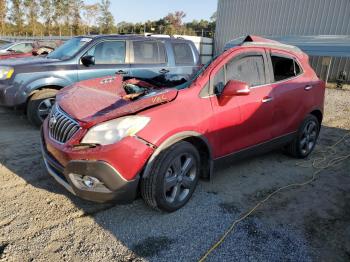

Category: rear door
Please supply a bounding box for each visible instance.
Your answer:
[129,40,169,82]
[209,48,274,157]
[78,39,130,81]
[268,50,307,137]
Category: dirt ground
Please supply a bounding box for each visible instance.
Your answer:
[0,88,349,262]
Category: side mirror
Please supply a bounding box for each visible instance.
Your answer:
[81,55,95,67]
[221,80,250,97]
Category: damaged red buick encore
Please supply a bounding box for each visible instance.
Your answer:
[41,36,325,212]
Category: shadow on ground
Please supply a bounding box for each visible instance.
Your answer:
[1,106,349,261]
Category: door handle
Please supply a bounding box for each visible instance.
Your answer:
[159,68,170,74]
[304,85,313,91]
[262,97,273,103]
[116,70,128,75]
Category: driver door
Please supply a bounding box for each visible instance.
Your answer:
[209,48,274,157]
[78,40,130,81]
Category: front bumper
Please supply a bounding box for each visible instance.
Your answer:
[40,120,154,203]
[41,140,140,203]
[0,82,22,107]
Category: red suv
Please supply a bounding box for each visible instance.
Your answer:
[41,36,325,212]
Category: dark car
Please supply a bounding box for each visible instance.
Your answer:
[41,36,325,212]
[0,35,200,126]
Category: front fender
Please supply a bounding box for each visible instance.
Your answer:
[11,76,73,105]
[141,131,213,179]
[24,77,73,96]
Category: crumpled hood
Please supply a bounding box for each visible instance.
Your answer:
[56,75,178,127]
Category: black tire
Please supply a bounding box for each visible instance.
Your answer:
[27,89,58,127]
[141,141,200,212]
[285,114,320,158]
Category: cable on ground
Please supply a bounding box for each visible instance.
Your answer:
[199,132,350,262]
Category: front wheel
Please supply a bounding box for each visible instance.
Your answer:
[141,141,200,212]
[285,114,320,158]
[27,89,58,127]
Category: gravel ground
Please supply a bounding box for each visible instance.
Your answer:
[0,88,349,261]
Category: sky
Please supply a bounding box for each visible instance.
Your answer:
[85,0,218,24]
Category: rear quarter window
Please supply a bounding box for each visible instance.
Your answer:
[172,42,195,65]
[271,55,302,82]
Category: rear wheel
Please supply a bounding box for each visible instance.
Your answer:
[27,89,58,127]
[285,114,320,158]
[141,141,200,212]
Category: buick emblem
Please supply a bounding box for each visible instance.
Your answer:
[49,115,57,128]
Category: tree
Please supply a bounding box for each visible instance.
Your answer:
[83,3,100,35]
[165,11,186,30]
[40,0,54,35]
[24,0,39,36]
[10,0,24,35]
[52,0,70,36]
[70,0,84,35]
[98,0,115,34]
[0,0,7,35]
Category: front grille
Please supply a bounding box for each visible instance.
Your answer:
[48,104,80,143]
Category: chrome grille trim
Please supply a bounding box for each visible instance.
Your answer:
[48,104,80,144]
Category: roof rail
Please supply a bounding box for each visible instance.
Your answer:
[241,41,303,53]
[145,34,174,38]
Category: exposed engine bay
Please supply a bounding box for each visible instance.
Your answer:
[121,75,187,100]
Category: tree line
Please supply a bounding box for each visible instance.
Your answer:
[0,0,216,37]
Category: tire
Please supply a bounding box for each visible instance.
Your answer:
[285,114,320,158]
[141,141,201,212]
[27,89,58,127]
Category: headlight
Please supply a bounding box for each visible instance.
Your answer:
[81,116,150,145]
[0,66,14,80]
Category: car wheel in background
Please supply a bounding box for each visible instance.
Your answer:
[141,141,200,212]
[285,114,320,158]
[27,89,58,127]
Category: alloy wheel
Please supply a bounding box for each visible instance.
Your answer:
[37,98,55,121]
[299,120,318,155]
[163,153,197,204]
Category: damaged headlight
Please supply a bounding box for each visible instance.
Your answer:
[0,66,14,80]
[81,116,150,145]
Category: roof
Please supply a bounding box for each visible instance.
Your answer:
[225,35,350,57]
[77,34,191,42]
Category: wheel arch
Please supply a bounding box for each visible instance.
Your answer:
[25,85,63,113]
[310,109,323,126]
[141,131,213,180]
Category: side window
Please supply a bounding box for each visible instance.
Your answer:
[24,43,33,52]
[226,55,266,87]
[271,55,302,82]
[132,41,166,64]
[172,43,195,65]
[11,43,28,53]
[87,41,126,64]
[212,66,226,94]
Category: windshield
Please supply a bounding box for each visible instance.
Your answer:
[47,37,92,60]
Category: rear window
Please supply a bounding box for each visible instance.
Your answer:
[132,41,166,64]
[172,43,195,65]
[271,55,302,82]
